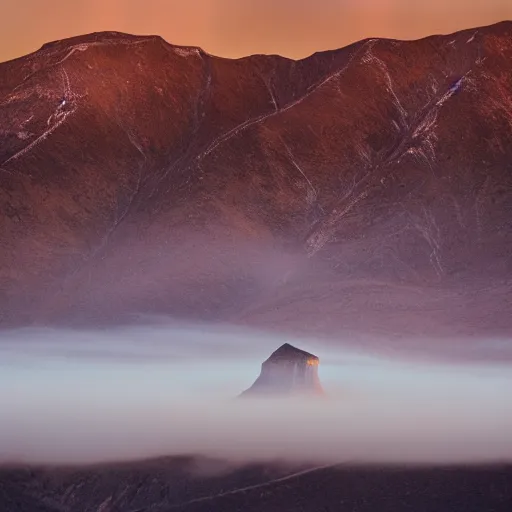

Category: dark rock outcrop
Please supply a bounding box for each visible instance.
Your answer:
[240,343,324,396]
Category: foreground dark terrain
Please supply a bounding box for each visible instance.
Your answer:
[0,22,511,352]
[1,459,511,512]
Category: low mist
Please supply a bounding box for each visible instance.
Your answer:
[1,324,511,466]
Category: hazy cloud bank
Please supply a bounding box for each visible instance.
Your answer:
[1,324,511,466]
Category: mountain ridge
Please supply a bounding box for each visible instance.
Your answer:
[2,20,512,67]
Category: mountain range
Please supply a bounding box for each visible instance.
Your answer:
[1,23,512,343]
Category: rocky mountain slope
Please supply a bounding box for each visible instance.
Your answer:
[1,23,511,344]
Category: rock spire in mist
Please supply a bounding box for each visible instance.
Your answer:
[240,343,325,397]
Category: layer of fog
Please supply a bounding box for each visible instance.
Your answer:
[1,324,511,466]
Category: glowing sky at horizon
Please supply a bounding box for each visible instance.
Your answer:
[1,0,511,63]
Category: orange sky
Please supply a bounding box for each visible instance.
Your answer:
[1,0,511,63]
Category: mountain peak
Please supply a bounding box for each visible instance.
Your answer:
[267,343,319,364]
[240,344,324,397]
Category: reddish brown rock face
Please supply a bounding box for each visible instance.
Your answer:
[0,24,512,352]
[240,343,324,397]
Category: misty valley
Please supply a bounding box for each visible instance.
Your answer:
[1,9,512,512]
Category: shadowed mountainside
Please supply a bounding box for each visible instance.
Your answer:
[1,23,512,347]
